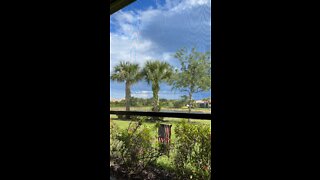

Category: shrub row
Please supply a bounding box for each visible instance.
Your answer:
[173,120,211,179]
[110,117,211,179]
[110,117,163,177]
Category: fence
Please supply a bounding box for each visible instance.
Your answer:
[110,110,212,120]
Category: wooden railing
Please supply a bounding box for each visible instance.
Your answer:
[110,110,212,120]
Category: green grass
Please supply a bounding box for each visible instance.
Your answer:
[110,115,211,139]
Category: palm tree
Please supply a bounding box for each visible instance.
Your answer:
[142,60,173,113]
[111,61,142,115]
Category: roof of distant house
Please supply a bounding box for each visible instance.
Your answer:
[196,99,211,104]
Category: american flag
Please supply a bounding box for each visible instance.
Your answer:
[158,124,171,144]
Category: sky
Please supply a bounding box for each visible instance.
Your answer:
[110,0,211,100]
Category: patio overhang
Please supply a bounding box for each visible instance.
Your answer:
[110,0,136,15]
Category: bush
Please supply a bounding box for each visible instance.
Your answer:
[167,101,174,108]
[111,116,164,176]
[116,114,132,120]
[110,119,122,159]
[173,120,211,179]
[116,114,124,119]
[173,100,185,108]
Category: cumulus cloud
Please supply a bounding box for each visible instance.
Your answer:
[110,0,211,74]
[131,90,152,98]
[110,32,155,72]
[110,0,211,100]
[141,1,211,52]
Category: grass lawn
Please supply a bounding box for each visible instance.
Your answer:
[110,114,211,170]
[110,115,211,140]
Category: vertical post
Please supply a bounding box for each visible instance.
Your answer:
[158,124,172,156]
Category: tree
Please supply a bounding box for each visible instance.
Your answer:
[142,60,173,113]
[173,95,188,108]
[202,97,211,101]
[110,61,142,117]
[171,47,211,121]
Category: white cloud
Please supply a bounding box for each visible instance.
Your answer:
[110,0,211,74]
[110,32,157,73]
[131,90,187,99]
[162,0,210,11]
[131,90,152,98]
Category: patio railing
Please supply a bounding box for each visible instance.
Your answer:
[110,110,211,120]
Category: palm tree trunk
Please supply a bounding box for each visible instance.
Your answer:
[153,88,159,112]
[125,82,131,119]
[152,84,160,121]
[188,92,192,123]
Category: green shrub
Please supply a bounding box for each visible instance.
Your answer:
[116,114,124,119]
[173,120,211,179]
[167,101,174,108]
[173,100,185,108]
[116,114,132,120]
[110,119,122,159]
[111,116,164,175]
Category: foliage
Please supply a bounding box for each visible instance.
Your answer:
[173,95,188,108]
[170,47,211,115]
[142,60,173,113]
[116,114,125,119]
[173,100,185,108]
[173,120,211,179]
[110,100,126,107]
[110,61,143,114]
[130,97,144,107]
[164,101,174,108]
[110,61,143,84]
[202,97,211,101]
[111,98,189,109]
[110,116,164,175]
[110,119,122,159]
[111,98,155,107]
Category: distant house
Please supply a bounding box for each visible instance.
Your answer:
[110,97,125,102]
[195,99,211,108]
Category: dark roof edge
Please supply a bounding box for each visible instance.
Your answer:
[110,0,136,15]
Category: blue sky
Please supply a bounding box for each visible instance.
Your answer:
[110,0,211,100]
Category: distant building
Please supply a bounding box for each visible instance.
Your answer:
[110,97,125,102]
[195,99,211,108]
